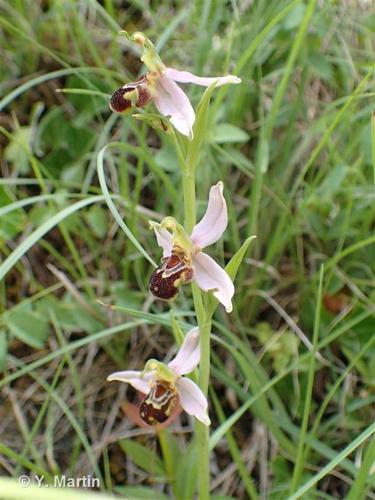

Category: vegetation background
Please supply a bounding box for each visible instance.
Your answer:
[0,0,374,498]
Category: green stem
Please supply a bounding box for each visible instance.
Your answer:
[195,423,210,499]
[182,167,196,232]
[195,297,211,394]
[180,145,211,499]
[192,285,212,499]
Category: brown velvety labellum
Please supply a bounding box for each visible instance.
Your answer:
[139,381,178,425]
[109,75,152,113]
[149,255,193,301]
[109,86,132,113]
[136,86,152,107]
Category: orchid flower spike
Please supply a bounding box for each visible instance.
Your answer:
[109,32,241,139]
[107,328,210,426]
[149,181,234,312]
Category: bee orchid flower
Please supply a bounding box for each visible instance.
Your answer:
[107,327,210,426]
[109,32,241,139]
[149,181,234,313]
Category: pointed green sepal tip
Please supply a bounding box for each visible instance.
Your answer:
[119,30,164,73]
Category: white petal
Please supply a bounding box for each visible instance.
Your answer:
[164,68,241,87]
[107,370,150,394]
[191,182,228,249]
[154,76,195,139]
[176,377,210,425]
[193,252,234,313]
[150,222,173,258]
[168,327,200,376]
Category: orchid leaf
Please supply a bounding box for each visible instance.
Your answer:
[119,439,166,479]
[186,82,216,169]
[225,235,256,281]
[207,236,256,316]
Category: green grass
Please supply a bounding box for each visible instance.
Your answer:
[1,0,375,498]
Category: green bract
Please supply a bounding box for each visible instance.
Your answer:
[120,31,165,73]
